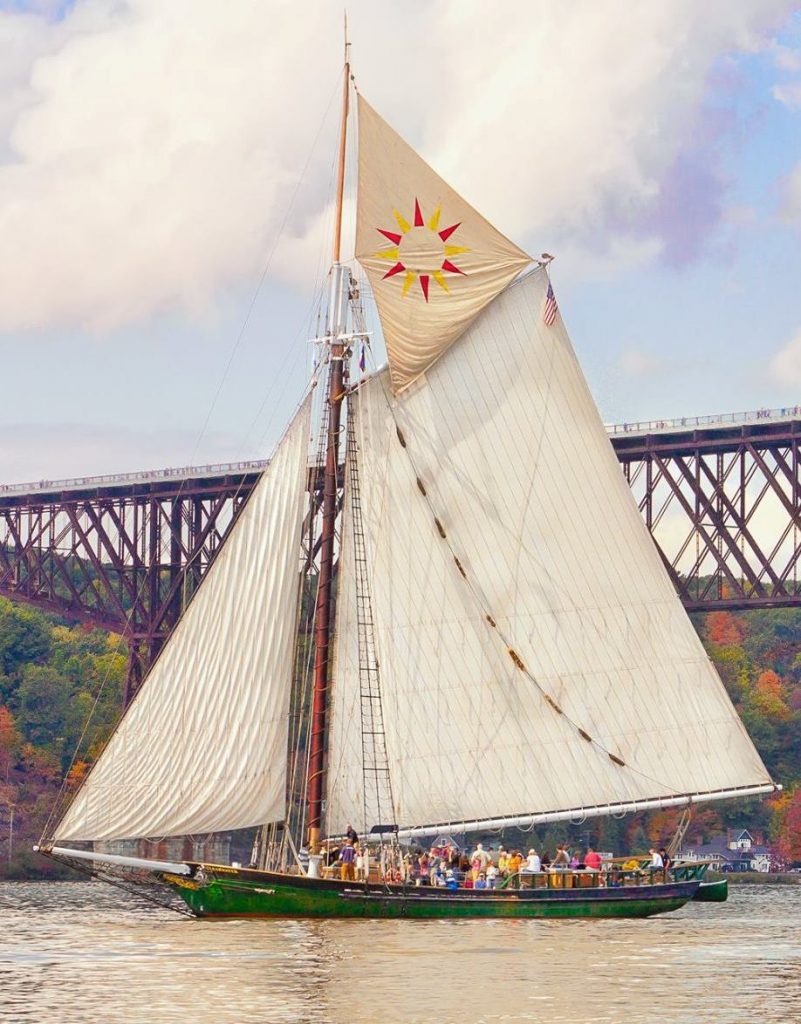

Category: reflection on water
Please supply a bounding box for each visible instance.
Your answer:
[0,881,799,1023]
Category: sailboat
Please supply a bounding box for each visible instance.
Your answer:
[36,55,777,920]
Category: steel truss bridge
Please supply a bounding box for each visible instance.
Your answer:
[2,405,801,698]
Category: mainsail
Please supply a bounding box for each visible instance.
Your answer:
[327,263,774,837]
[53,396,312,842]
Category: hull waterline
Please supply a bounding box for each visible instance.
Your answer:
[163,864,700,920]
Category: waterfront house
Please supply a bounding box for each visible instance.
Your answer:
[679,829,773,872]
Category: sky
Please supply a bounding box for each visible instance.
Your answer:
[1,0,801,483]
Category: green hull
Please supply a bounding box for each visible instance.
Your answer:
[692,878,728,902]
[164,865,699,920]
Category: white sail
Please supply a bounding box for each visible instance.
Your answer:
[356,96,531,394]
[54,396,312,842]
[326,268,773,836]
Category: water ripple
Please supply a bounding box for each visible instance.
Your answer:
[0,882,799,1024]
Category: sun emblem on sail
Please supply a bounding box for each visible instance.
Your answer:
[374,199,470,302]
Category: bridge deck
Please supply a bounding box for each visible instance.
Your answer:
[0,459,270,504]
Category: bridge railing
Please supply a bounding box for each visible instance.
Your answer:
[4,404,801,497]
[606,404,801,436]
[0,459,271,497]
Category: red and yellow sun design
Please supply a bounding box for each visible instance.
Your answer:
[374,199,470,302]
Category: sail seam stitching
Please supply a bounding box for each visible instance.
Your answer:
[367,362,691,811]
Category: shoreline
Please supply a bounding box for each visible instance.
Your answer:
[708,870,801,885]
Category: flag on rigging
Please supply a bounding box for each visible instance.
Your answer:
[355,95,532,393]
[359,344,366,372]
[542,282,558,326]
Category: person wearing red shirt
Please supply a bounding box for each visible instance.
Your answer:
[584,847,602,871]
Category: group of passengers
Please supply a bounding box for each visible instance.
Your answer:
[324,828,673,888]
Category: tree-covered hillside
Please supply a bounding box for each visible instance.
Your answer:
[695,607,801,864]
[0,597,125,877]
[0,596,799,878]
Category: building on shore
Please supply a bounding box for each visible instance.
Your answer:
[680,829,772,872]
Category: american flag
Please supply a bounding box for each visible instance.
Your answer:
[542,282,558,326]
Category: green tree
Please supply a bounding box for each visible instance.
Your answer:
[0,599,51,708]
[17,665,71,757]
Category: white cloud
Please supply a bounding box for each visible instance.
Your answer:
[772,41,801,70]
[550,236,663,284]
[768,328,801,387]
[0,0,794,333]
[773,80,801,106]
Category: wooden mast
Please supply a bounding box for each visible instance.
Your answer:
[307,37,350,855]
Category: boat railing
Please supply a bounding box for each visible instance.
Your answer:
[486,859,709,892]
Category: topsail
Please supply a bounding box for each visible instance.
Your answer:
[356,96,532,394]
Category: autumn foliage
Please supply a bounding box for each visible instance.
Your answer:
[706,611,744,647]
[770,789,801,863]
[0,597,125,877]
[2,590,801,875]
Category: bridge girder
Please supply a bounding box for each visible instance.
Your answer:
[611,418,801,612]
[2,419,801,701]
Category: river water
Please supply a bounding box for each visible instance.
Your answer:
[0,881,799,1023]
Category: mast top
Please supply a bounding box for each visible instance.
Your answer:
[332,17,351,265]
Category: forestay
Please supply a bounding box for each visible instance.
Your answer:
[326,268,773,836]
[53,396,312,841]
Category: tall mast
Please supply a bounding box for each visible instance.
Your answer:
[307,37,350,854]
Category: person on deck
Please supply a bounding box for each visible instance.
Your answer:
[486,861,499,888]
[339,839,356,882]
[474,872,488,890]
[552,845,570,870]
[470,842,490,879]
[498,848,509,877]
[508,850,523,875]
[522,848,541,873]
[660,848,672,876]
[355,843,369,881]
[584,847,602,871]
[345,824,359,845]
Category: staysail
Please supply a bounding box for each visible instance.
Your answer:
[355,96,532,394]
[53,395,312,842]
[327,265,774,837]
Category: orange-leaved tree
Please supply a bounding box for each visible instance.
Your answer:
[705,611,744,647]
[750,670,791,722]
[770,788,801,864]
[0,706,21,782]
